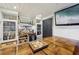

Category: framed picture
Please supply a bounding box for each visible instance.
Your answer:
[55,4,79,26]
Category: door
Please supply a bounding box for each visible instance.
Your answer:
[43,18,52,37]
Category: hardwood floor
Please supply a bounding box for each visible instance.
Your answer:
[0,36,79,55]
[34,51,46,55]
[16,43,33,55]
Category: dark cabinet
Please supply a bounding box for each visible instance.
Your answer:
[43,18,52,37]
[29,34,37,42]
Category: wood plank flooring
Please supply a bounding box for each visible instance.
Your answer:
[0,36,79,55]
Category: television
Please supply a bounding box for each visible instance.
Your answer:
[55,4,79,26]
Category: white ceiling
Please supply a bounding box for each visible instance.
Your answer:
[0,3,76,19]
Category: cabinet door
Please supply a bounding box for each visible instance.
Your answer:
[37,24,41,35]
[43,18,52,37]
[0,21,3,41]
[3,21,16,40]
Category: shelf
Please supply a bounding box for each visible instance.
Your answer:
[17,42,28,45]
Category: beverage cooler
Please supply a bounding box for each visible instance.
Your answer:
[36,21,42,40]
[0,19,18,43]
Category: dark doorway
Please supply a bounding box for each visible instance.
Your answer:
[43,18,52,37]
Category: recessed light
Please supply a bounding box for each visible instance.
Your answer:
[14,6,16,9]
[36,14,42,19]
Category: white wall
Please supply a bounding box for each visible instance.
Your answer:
[53,8,79,40]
